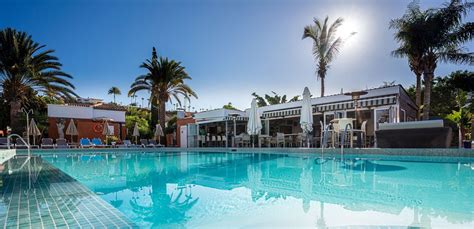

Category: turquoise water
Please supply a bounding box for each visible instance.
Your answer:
[42,151,474,228]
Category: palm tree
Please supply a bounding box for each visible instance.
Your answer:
[251,92,300,107]
[129,47,197,132]
[392,0,473,120]
[419,0,473,120]
[108,86,121,104]
[303,16,355,97]
[390,2,426,119]
[0,28,76,133]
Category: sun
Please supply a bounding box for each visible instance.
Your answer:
[336,18,358,41]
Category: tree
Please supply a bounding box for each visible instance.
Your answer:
[108,86,121,104]
[129,47,197,132]
[0,28,77,133]
[445,90,471,148]
[251,92,300,107]
[223,102,238,110]
[393,0,473,120]
[303,16,355,97]
[390,2,426,118]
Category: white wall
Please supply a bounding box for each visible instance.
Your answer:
[93,109,126,123]
[48,104,126,123]
[48,104,93,119]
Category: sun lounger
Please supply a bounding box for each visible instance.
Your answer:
[14,139,29,149]
[80,138,94,148]
[140,139,154,148]
[149,139,163,147]
[0,137,9,149]
[91,138,107,148]
[41,138,55,149]
[56,138,70,149]
[117,140,136,148]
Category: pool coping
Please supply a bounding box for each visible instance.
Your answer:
[13,147,474,158]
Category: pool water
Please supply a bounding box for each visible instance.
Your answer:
[42,151,474,228]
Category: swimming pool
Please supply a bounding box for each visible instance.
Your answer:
[36,150,473,228]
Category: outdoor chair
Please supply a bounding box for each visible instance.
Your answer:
[14,138,32,149]
[117,140,135,148]
[210,135,216,147]
[296,134,304,147]
[140,139,154,148]
[0,137,9,149]
[242,134,251,147]
[149,139,163,147]
[80,138,94,148]
[41,138,55,149]
[56,138,70,149]
[91,138,107,147]
[276,133,285,147]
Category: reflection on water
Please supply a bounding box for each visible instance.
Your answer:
[44,152,474,228]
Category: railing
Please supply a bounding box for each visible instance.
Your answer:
[340,123,353,158]
[320,124,332,150]
[6,134,33,192]
[7,134,31,157]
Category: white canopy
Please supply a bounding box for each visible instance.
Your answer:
[29,118,41,136]
[66,118,78,143]
[247,98,262,135]
[300,87,314,133]
[66,119,78,136]
[102,120,113,136]
[154,124,164,137]
[29,118,41,146]
[132,122,140,137]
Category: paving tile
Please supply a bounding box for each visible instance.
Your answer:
[0,156,136,228]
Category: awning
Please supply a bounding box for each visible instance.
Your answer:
[262,95,397,118]
[196,116,249,125]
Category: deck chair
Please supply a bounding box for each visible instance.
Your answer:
[41,138,55,149]
[56,138,70,149]
[140,139,153,148]
[80,138,94,148]
[149,139,163,147]
[0,137,9,149]
[91,138,107,147]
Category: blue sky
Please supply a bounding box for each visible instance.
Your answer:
[1,0,473,111]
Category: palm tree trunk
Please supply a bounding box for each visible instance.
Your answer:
[459,125,465,148]
[113,94,116,104]
[422,72,433,120]
[150,97,159,130]
[320,77,325,97]
[9,100,22,134]
[158,101,166,145]
[415,73,422,120]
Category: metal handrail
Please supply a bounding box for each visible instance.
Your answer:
[340,123,353,157]
[7,134,33,192]
[7,134,31,158]
[321,124,332,149]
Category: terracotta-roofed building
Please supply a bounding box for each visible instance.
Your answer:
[47,100,127,143]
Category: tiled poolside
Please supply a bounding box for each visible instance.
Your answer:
[0,155,135,228]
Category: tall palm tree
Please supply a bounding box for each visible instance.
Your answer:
[0,28,76,133]
[129,47,197,131]
[302,16,355,97]
[390,2,427,119]
[419,0,473,120]
[393,0,473,120]
[108,86,121,104]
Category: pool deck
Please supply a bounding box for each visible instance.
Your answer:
[0,156,136,228]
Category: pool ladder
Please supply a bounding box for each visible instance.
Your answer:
[339,123,353,158]
[321,123,352,158]
[6,134,33,192]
